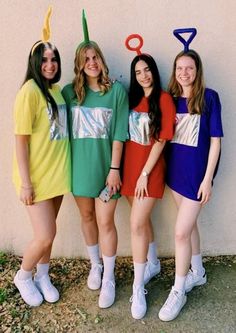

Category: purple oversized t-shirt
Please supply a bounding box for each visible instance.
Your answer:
[166,88,224,201]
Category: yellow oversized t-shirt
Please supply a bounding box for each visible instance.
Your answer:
[13,79,71,202]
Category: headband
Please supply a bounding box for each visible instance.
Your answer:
[173,28,197,52]
[31,6,52,55]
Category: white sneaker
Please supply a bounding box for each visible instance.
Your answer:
[14,271,43,307]
[130,285,148,319]
[87,263,103,290]
[185,268,207,293]
[98,279,115,308]
[144,260,161,285]
[34,274,59,303]
[158,287,187,321]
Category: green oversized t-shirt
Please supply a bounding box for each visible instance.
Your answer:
[13,79,71,202]
[62,81,128,197]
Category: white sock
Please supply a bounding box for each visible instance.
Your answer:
[36,263,49,278]
[87,244,101,265]
[147,241,158,264]
[174,274,186,293]
[102,254,116,281]
[191,254,204,275]
[18,266,32,280]
[133,262,146,287]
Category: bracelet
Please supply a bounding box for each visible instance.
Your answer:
[21,185,33,189]
[110,166,120,170]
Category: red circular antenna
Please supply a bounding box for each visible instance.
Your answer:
[125,34,143,55]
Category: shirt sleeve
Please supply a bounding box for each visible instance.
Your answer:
[14,83,38,135]
[62,84,74,140]
[112,82,129,142]
[208,90,224,137]
[159,92,176,140]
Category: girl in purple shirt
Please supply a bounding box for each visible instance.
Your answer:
[159,47,223,321]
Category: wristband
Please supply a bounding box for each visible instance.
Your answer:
[110,167,120,170]
[21,185,33,189]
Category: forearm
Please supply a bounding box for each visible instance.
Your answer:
[142,140,166,174]
[15,135,32,186]
[110,140,123,168]
[203,137,221,182]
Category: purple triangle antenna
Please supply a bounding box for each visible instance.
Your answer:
[173,28,197,52]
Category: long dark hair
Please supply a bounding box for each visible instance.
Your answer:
[23,42,61,120]
[129,54,162,140]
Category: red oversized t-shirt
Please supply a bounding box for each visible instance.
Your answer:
[121,91,176,198]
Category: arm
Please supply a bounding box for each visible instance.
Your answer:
[135,139,166,199]
[15,135,35,205]
[106,140,123,194]
[197,137,221,204]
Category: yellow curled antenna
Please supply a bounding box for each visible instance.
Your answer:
[31,6,53,55]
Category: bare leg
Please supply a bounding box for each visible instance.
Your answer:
[95,198,118,308]
[95,198,118,256]
[147,218,154,243]
[127,196,155,257]
[130,197,157,263]
[172,191,201,256]
[173,192,202,277]
[74,197,98,246]
[21,198,60,271]
[39,195,63,264]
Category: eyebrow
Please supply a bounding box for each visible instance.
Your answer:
[135,66,149,73]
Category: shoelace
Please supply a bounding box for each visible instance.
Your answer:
[130,288,147,303]
[163,289,180,308]
[186,270,195,283]
[37,275,53,291]
[101,280,115,294]
[21,279,38,294]
[145,263,152,278]
[186,269,205,283]
[91,264,103,277]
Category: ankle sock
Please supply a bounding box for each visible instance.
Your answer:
[147,241,159,265]
[133,262,146,286]
[174,274,186,293]
[36,263,49,278]
[87,244,101,265]
[18,267,32,280]
[191,254,205,275]
[102,254,116,281]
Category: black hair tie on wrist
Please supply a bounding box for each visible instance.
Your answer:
[110,167,120,170]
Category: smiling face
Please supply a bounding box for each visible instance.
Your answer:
[175,55,197,90]
[41,48,58,80]
[135,59,153,95]
[83,47,102,80]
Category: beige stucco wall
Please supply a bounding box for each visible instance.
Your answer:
[1,0,235,257]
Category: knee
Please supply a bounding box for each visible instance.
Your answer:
[98,219,114,233]
[80,209,96,224]
[130,218,146,236]
[175,230,190,244]
[36,235,55,251]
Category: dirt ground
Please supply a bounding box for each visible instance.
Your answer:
[0,254,236,333]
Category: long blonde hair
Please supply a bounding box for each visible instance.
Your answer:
[168,50,205,114]
[73,41,112,104]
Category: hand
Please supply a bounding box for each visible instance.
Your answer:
[106,169,122,194]
[135,174,149,199]
[197,179,212,204]
[20,186,35,206]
